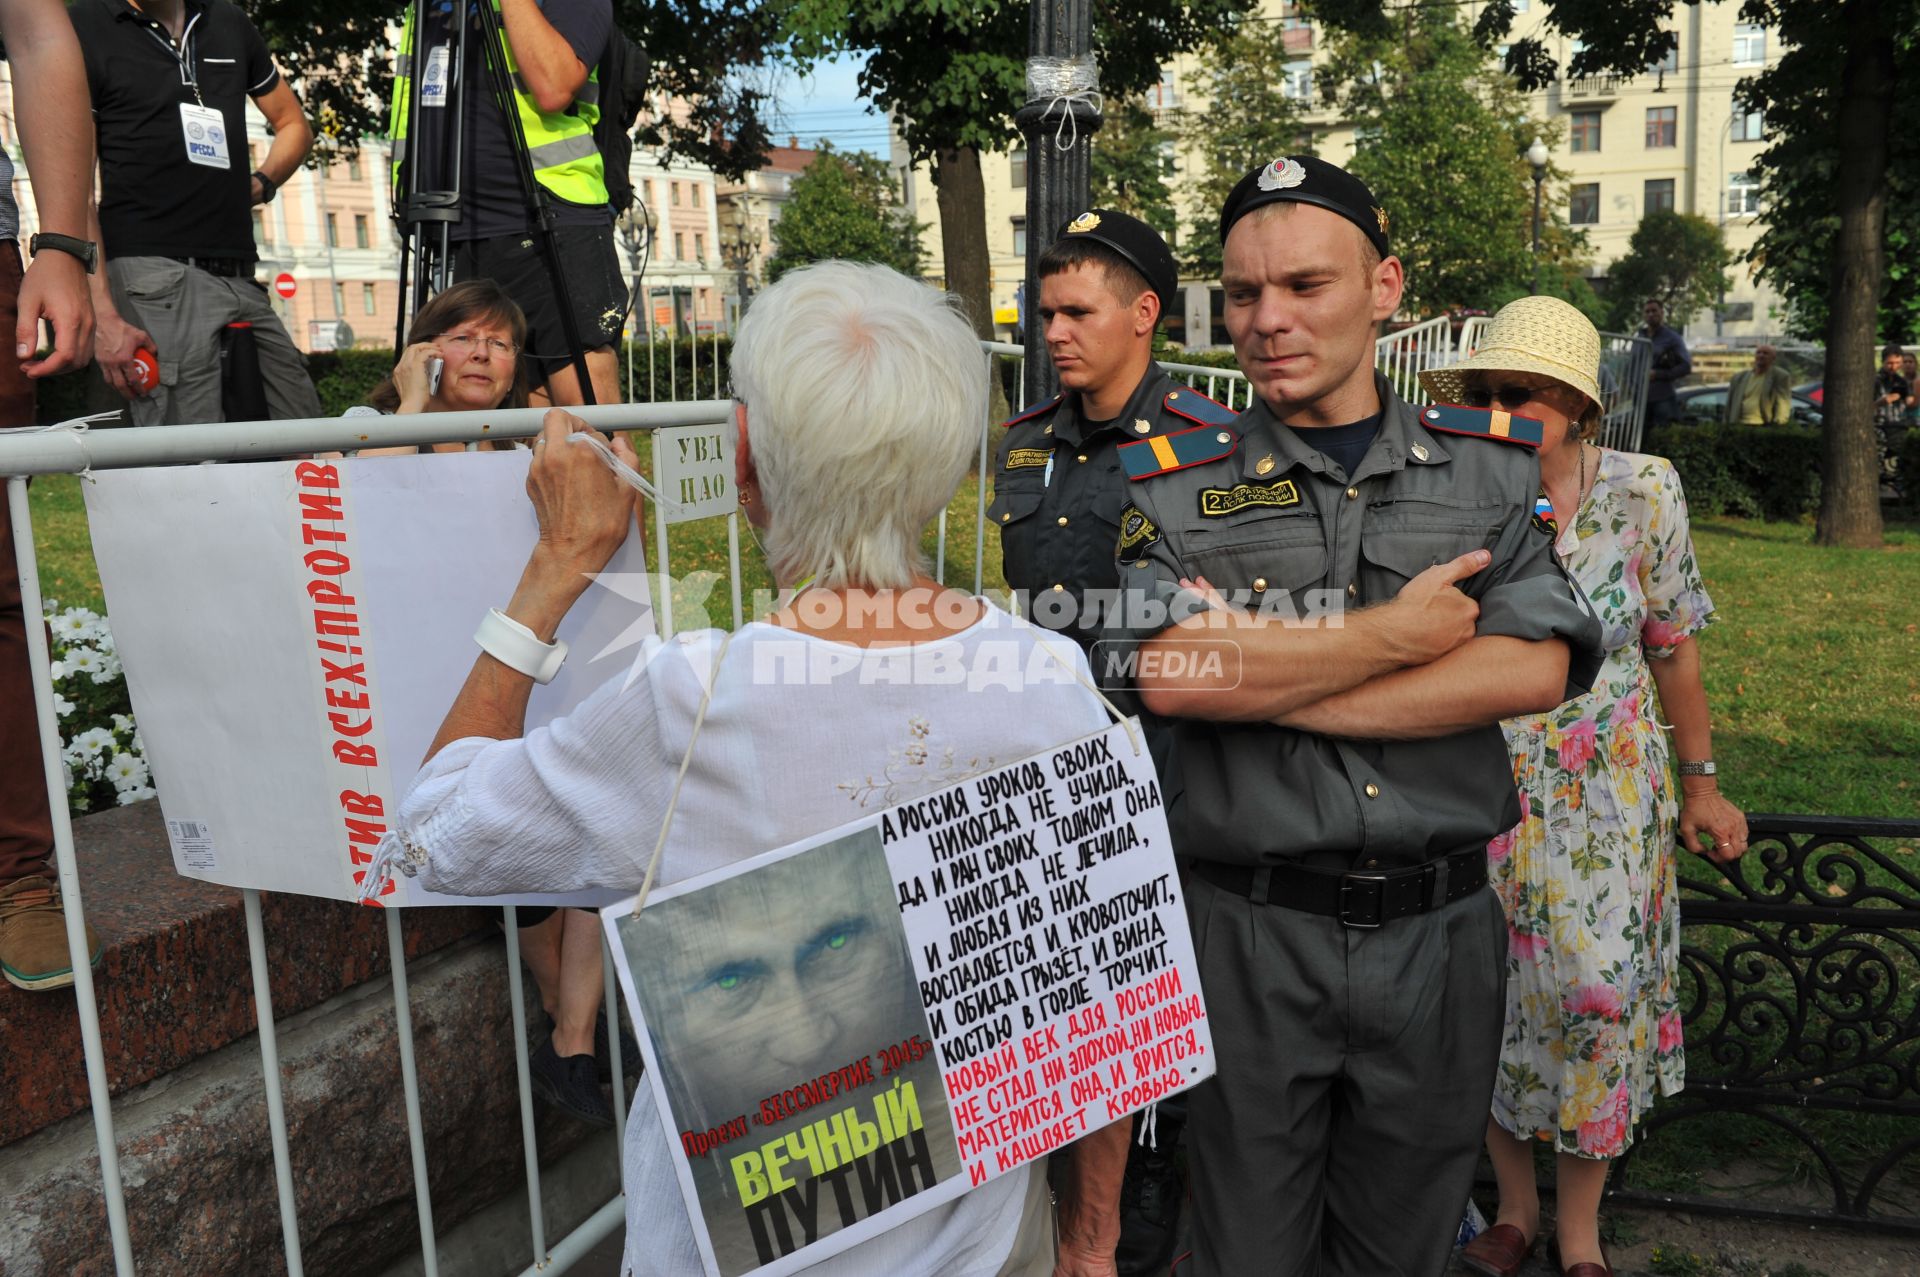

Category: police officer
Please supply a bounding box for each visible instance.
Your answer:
[991,209,1227,1276]
[1101,157,1603,1277]
[993,209,1234,668]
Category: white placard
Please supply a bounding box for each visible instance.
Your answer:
[654,421,736,523]
[84,450,652,907]
[602,721,1212,1277]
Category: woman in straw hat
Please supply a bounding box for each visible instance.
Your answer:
[1422,297,1749,1277]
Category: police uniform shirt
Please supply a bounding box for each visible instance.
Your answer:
[72,0,281,262]
[1102,373,1604,871]
[992,366,1234,651]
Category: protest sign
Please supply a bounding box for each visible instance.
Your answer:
[604,720,1212,1277]
[83,450,652,906]
[655,422,736,523]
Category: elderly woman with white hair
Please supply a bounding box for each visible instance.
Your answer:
[368,262,1130,1277]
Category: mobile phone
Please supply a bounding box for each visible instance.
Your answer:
[32,318,53,361]
[427,355,444,396]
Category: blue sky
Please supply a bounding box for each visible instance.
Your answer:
[768,53,893,156]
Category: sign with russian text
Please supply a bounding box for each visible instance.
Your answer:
[654,422,736,523]
[83,450,652,906]
[603,721,1212,1277]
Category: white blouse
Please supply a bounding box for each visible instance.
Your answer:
[388,604,1113,1277]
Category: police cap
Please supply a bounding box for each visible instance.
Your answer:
[1055,209,1179,319]
[1219,156,1392,261]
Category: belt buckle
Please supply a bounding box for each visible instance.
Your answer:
[1338,873,1389,929]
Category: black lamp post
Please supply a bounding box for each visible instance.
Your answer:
[1528,137,1549,295]
[720,198,755,331]
[1012,0,1100,404]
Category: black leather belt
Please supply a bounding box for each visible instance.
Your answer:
[1191,847,1488,929]
[168,255,252,278]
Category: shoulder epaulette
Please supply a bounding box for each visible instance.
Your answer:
[1119,423,1239,481]
[1002,395,1062,428]
[1161,386,1237,428]
[1417,403,1544,449]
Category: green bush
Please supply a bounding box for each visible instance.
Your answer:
[306,349,398,416]
[1897,425,1920,512]
[1642,421,1822,521]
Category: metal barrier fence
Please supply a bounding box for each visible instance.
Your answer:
[1455,315,1653,451]
[5,324,1651,1274]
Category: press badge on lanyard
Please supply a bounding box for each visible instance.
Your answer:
[421,45,451,107]
[180,103,230,169]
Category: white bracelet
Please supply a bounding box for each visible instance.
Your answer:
[474,608,568,684]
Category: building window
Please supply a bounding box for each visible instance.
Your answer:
[694,232,705,261]
[362,283,377,315]
[1733,23,1766,66]
[1647,39,1677,74]
[692,184,703,208]
[671,182,682,206]
[1719,300,1754,322]
[1727,171,1761,216]
[1012,217,1026,257]
[1147,71,1180,111]
[1282,60,1313,103]
[1731,99,1765,142]
[325,212,338,247]
[1570,111,1602,153]
[1645,106,1677,148]
[354,214,369,249]
[1570,182,1600,225]
[673,231,685,260]
[1010,149,1027,189]
[347,154,363,181]
[1645,178,1676,215]
[332,282,345,314]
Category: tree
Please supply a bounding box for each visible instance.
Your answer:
[786,0,1254,337]
[1317,9,1587,317]
[1091,99,1177,239]
[1601,212,1732,331]
[764,145,924,282]
[1177,26,1307,277]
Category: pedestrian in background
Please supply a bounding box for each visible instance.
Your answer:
[1722,343,1792,425]
[1639,299,1691,431]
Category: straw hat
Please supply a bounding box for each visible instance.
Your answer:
[1419,295,1603,408]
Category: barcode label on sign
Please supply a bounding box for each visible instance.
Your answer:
[167,820,218,872]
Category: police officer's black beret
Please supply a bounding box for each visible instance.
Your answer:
[1218,156,1392,260]
[1054,209,1179,319]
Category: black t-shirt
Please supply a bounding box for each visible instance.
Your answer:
[409,0,613,241]
[73,0,279,262]
[1287,413,1382,478]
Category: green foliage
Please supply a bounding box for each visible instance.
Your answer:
[1602,212,1733,331]
[764,146,924,283]
[304,349,399,416]
[1091,99,1178,238]
[1177,24,1308,276]
[1321,10,1585,316]
[1486,268,1609,329]
[1644,422,1822,522]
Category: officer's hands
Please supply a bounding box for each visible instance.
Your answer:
[1681,790,1749,864]
[1052,1246,1120,1277]
[1372,549,1488,665]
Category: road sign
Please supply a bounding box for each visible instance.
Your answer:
[273,273,297,300]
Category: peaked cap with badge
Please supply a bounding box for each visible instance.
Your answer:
[1056,208,1182,320]
[1219,155,1394,259]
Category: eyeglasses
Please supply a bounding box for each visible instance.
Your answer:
[440,332,519,357]
[1460,384,1543,411]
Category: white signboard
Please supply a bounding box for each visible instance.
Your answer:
[84,450,652,907]
[654,421,736,523]
[603,721,1213,1277]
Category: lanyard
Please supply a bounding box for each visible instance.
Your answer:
[139,10,206,108]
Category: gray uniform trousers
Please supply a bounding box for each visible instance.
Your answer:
[1184,870,1508,1276]
[108,256,323,427]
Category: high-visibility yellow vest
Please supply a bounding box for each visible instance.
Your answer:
[391,4,607,209]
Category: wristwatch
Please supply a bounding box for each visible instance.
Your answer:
[1677,759,1717,777]
[28,232,97,275]
[252,170,278,204]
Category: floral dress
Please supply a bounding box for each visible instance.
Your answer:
[1487,449,1713,1159]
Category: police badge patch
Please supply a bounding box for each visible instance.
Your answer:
[1531,492,1558,539]
[1199,479,1302,516]
[1117,505,1160,561]
[1006,448,1050,470]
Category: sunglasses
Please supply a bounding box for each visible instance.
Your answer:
[1459,384,1544,411]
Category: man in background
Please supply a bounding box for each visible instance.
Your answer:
[73,0,322,425]
[1724,343,1793,425]
[0,0,101,990]
[1640,298,1691,430]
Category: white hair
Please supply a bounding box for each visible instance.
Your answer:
[730,261,987,590]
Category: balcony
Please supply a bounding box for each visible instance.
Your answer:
[1563,73,1623,101]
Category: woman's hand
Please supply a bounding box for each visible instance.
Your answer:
[527,409,641,578]
[392,340,444,414]
[1680,789,1749,864]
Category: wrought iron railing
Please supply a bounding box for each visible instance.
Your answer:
[1609,814,1920,1233]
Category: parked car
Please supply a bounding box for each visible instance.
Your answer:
[1674,383,1824,427]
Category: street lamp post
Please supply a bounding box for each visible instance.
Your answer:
[720,198,755,332]
[1528,137,1549,296]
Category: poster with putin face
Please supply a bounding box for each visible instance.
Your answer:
[604,720,1215,1277]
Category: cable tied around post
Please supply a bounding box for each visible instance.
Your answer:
[1025,53,1103,151]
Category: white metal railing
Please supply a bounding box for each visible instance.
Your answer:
[8,322,1652,1274]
